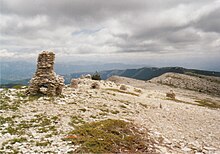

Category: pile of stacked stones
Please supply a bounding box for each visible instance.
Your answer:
[28,51,64,96]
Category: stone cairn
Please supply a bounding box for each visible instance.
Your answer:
[28,51,64,96]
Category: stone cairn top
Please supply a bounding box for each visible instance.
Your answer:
[28,51,64,96]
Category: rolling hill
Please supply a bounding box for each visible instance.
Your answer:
[1,66,220,88]
[99,67,220,80]
[67,67,220,82]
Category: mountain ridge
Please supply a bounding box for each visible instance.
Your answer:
[99,67,220,80]
[1,66,220,87]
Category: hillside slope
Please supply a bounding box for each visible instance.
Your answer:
[150,73,220,96]
[100,67,220,80]
[0,61,142,83]
[2,67,220,87]
[1,78,220,153]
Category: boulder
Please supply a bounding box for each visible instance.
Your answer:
[70,79,79,89]
[120,85,127,90]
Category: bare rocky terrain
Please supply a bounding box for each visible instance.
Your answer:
[1,75,220,153]
[149,72,220,96]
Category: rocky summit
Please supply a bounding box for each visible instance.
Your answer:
[1,52,220,153]
[0,75,220,153]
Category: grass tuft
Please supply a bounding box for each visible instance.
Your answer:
[105,88,139,96]
[166,98,220,109]
[69,116,85,126]
[63,119,155,153]
[195,100,220,109]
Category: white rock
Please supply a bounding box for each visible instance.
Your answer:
[38,97,44,101]
[157,146,169,153]
[203,146,216,151]
[57,101,66,105]
[181,146,192,152]
[163,138,172,145]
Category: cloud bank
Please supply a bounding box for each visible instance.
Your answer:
[0,0,220,70]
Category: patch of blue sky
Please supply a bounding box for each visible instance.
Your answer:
[72,27,103,36]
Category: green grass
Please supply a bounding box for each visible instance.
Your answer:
[69,116,85,126]
[0,98,20,111]
[0,89,29,111]
[12,85,24,89]
[1,137,27,153]
[0,145,19,153]
[110,110,120,114]
[195,100,220,109]
[0,116,14,125]
[16,91,27,98]
[166,98,220,109]
[62,119,155,153]
[28,94,43,101]
[6,137,27,144]
[0,116,23,134]
[166,97,197,105]
[1,114,58,135]
[105,88,139,96]
[35,140,51,146]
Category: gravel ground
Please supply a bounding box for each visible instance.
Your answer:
[0,77,220,153]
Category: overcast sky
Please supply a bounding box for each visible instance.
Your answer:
[0,0,220,70]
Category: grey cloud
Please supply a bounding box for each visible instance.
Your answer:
[1,0,211,24]
[163,28,201,43]
[0,0,147,20]
[194,9,220,33]
[0,0,219,70]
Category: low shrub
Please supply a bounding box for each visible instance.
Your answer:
[63,119,156,153]
[92,72,101,80]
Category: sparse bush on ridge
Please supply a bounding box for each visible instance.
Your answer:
[92,71,101,80]
[12,85,23,89]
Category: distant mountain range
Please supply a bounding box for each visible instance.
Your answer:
[1,65,220,88]
[0,61,143,84]
[100,67,220,80]
[49,67,220,84]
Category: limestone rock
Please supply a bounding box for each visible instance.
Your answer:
[120,85,127,90]
[84,74,92,79]
[80,74,91,79]
[166,90,176,99]
[70,79,79,89]
[28,51,64,96]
